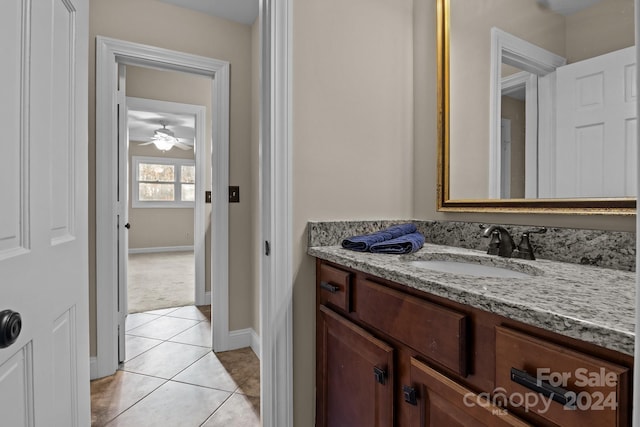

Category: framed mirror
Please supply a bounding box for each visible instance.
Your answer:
[437,0,636,215]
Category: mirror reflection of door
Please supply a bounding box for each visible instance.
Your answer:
[500,118,512,198]
[539,46,637,198]
[500,67,533,199]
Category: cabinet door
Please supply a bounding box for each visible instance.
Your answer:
[409,358,531,427]
[317,305,394,427]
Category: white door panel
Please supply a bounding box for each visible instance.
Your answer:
[117,64,128,363]
[554,46,636,198]
[0,0,89,426]
[0,0,29,258]
[0,345,33,427]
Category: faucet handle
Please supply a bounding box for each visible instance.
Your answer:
[524,227,547,235]
[513,228,547,260]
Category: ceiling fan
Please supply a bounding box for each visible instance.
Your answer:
[139,122,192,151]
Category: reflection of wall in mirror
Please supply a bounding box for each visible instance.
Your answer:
[501,95,526,198]
[449,0,634,200]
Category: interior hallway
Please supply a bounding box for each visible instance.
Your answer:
[90,305,260,426]
[127,251,195,313]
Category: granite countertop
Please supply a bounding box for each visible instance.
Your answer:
[309,243,636,356]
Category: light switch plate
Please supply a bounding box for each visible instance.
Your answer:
[229,186,240,203]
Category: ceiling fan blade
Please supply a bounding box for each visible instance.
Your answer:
[138,141,155,146]
[174,141,193,150]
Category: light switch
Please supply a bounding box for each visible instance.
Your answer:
[229,186,240,203]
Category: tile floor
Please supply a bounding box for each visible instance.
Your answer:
[91,305,260,427]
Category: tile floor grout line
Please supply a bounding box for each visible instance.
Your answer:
[102,375,171,427]
[165,350,213,382]
[123,325,204,343]
[123,313,162,332]
[198,391,236,427]
[121,335,164,363]
[93,305,260,427]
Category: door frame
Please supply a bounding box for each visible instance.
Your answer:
[488,27,566,199]
[260,0,294,425]
[95,36,230,378]
[125,96,207,305]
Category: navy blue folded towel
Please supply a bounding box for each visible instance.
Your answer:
[341,223,422,253]
[369,232,425,254]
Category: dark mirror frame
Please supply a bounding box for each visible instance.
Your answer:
[436,0,636,216]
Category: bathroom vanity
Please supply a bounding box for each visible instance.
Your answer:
[310,241,634,427]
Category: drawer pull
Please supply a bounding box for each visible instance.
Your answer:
[320,281,339,293]
[403,385,417,405]
[373,366,387,385]
[510,368,576,409]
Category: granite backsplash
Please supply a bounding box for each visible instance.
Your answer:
[308,220,636,272]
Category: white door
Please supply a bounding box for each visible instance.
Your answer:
[117,64,129,363]
[553,46,637,198]
[500,118,512,198]
[0,0,89,426]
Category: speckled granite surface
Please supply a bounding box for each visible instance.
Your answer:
[308,220,635,271]
[309,243,635,355]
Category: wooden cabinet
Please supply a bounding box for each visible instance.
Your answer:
[409,357,531,427]
[317,306,394,427]
[315,259,633,427]
[495,326,629,427]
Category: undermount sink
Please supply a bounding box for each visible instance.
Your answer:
[406,259,535,279]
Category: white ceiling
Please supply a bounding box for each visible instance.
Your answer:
[537,0,603,16]
[128,109,196,147]
[157,0,259,25]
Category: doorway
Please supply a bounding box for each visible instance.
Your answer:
[125,95,207,316]
[95,36,231,379]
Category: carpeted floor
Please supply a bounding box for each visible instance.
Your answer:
[127,251,195,313]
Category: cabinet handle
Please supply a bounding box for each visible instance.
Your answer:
[510,368,576,408]
[320,281,339,293]
[403,385,417,405]
[373,366,387,385]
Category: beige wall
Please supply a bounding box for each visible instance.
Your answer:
[128,140,196,249]
[292,0,415,424]
[501,96,526,198]
[89,0,255,356]
[565,0,634,63]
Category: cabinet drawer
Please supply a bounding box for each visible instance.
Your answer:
[318,263,352,312]
[409,357,531,426]
[356,279,468,376]
[495,326,629,427]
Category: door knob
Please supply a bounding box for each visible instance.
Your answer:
[0,310,22,349]
[124,223,130,229]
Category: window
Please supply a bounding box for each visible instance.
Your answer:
[132,156,195,208]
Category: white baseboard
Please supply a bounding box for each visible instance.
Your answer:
[90,357,98,380]
[227,328,260,360]
[128,245,194,254]
[251,329,260,359]
[197,291,211,306]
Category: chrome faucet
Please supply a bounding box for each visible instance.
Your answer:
[481,225,516,258]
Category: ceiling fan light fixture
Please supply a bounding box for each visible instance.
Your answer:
[152,137,175,151]
[150,122,178,151]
